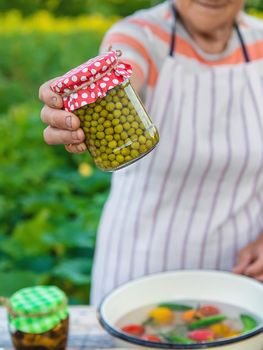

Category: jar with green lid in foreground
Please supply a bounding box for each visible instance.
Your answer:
[7,286,69,350]
[51,49,159,172]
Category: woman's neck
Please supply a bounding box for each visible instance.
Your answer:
[180,17,234,54]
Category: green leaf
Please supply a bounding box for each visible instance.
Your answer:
[188,315,227,330]
[240,314,258,333]
[52,258,91,286]
[158,302,193,311]
[0,271,44,297]
[161,332,194,344]
[3,210,52,257]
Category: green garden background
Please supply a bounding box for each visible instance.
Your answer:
[0,0,262,304]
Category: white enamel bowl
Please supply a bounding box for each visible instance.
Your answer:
[98,270,263,350]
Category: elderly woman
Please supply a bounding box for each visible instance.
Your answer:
[39,0,263,305]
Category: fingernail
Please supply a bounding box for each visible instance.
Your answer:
[245,269,251,276]
[72,130,83,141]
[66,115,72,129]
[77,143,87,152]
[51,96,57,107]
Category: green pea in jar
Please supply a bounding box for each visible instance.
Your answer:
[51,49,159,172]
[5,286,69,350]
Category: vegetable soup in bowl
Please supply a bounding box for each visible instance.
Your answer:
[98,271,263,349]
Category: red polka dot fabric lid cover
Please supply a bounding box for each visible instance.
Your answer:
[50,50,132,112]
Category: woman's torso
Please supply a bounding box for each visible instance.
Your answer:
[91,1,263,306]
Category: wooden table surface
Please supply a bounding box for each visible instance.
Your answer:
[0,306,127,349]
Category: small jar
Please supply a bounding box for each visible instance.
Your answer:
[8,286,69,350]
[51,50,159,171]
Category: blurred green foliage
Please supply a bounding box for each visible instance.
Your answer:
[0,0,163,17]
[0,31,106,113]
[0,101,111,303]
[0,0,262,304]
[0,31,111,303]
[246,0,263,11]
[0,0,262,17]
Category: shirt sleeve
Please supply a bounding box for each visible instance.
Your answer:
[100,19,153,88]
[241,13,263,29]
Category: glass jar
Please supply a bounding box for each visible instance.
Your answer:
[10,317,69,350]
[51,49,159,172]
[8,286,69,350]
[74,80,159,171]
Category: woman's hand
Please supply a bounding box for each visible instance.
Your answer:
[39,78,87,153]
[233,233,263,281]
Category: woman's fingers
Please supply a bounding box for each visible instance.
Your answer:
[41,105,80,130]
[245,256,263,277]
[245,243,263,277]
[65,143,87,153]
[43,126,85,145]
[255,274,263,282]
[233,246,254,275]
[39,78,63,108]
[234,237,263,278]
[39,78,88,154]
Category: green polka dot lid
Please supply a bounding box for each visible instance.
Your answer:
[8,286,68,334]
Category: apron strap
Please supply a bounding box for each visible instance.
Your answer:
[169,4,251,63]
[235,23,251,63]
[169,3,177,57]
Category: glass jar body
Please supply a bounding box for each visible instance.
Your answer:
[9,317,69,350]
[74,80,159,171]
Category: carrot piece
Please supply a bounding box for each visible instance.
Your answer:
[181,310,197,322]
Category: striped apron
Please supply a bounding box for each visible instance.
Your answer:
[91,8,263,306]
